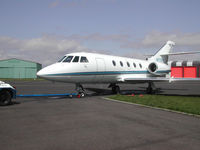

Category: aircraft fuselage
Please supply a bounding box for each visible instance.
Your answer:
[37,52,170,84]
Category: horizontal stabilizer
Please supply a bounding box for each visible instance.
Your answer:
[161,51,200,56]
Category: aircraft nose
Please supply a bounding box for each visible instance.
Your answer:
[36,63,59,79]
[37,69,45,78]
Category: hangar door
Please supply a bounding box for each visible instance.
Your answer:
[171,67,183,78]
[0,68,14,78]
[13,67,26,78]
[25,68,36,78]
[184,67,197,78]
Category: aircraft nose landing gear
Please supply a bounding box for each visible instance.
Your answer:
[76,83,86,98]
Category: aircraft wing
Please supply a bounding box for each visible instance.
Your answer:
[123,77,200,83]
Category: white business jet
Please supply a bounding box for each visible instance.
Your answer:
[37,41,200,97]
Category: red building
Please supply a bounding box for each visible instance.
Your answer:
[171,61,200,78]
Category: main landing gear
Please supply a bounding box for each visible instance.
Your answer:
[109,83,120,94]
[146,82,156,94]
[76,83,86,98]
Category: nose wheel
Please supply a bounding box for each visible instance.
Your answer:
[76,84,86,98]
[78,92,85,98]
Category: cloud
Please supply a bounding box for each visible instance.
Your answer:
[122,31,200,50]
[0,35,88,66]
[68,31,200,53]
[121,31,200,61]
[1,31,200,67]
[48,0,117,8]
[70,31,200,60]
[49,0,60,8]
[69,33,130,43]
[48,0,88,8]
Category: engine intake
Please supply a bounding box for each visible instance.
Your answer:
[148,62,157,73]
[147,62,169,76]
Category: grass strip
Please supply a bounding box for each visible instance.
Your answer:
[109,95,200,115]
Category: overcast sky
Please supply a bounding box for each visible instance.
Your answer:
[1,0,200,66]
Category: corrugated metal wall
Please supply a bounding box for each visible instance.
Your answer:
[0,58,42,79]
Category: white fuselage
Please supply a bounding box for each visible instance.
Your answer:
[37,52,170,84]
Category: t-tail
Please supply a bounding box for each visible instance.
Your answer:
[147,41,200,76]
[148,40,200,64]
[149,41,175,64]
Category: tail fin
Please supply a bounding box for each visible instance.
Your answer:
[149,41,175,64]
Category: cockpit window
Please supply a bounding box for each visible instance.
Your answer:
[72,56,79,62]
[63,56,73,63]
[58,56,66,62]
[80,57,89,63]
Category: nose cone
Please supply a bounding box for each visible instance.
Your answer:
[36,63,60,80]
[37,68,46,78]
[37,64,55,78]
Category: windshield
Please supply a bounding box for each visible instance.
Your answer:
[58,56,66,62]
[72,56,79,62]
[63,56,74,63]
[80,56,89,63]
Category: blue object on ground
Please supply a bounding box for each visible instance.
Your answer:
[17,93,77,97]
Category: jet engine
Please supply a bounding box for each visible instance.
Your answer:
[147,62,170,76]
[148,62,157,73]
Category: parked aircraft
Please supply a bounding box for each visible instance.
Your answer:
[37,41,200,97]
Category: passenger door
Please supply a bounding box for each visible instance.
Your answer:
[79,56,95,83]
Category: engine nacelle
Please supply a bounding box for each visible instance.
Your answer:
[148,62,157,73]
[147,62,170,76]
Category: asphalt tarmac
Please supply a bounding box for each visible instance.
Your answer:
[0,81,200,150]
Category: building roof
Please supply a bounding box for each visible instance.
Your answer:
[171,61,200,67]
[0,58,42,65]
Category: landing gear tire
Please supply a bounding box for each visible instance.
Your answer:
[76,84,86,98]
[146,87,153,94]
[79,92,85,98]
[0,90,12,106]
[146,82,155,94]
[112,85,120,94]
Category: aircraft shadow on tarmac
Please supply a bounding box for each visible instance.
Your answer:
[86,88,152,96]
[138,87,188,91]
[86,87,200,97]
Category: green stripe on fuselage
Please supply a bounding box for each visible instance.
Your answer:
[44,70,170,76]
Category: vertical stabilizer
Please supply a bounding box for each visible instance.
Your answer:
[149,41,175,64]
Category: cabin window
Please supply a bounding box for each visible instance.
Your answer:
[58,56,66,62]
[120,61,123,67]
[133,63,136,68]
[112,60,116,66]
[63,56,73,63]
[139,63,142,68]
[73,56,79,62]
[127,62,130,67]
[80,56,89,63]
